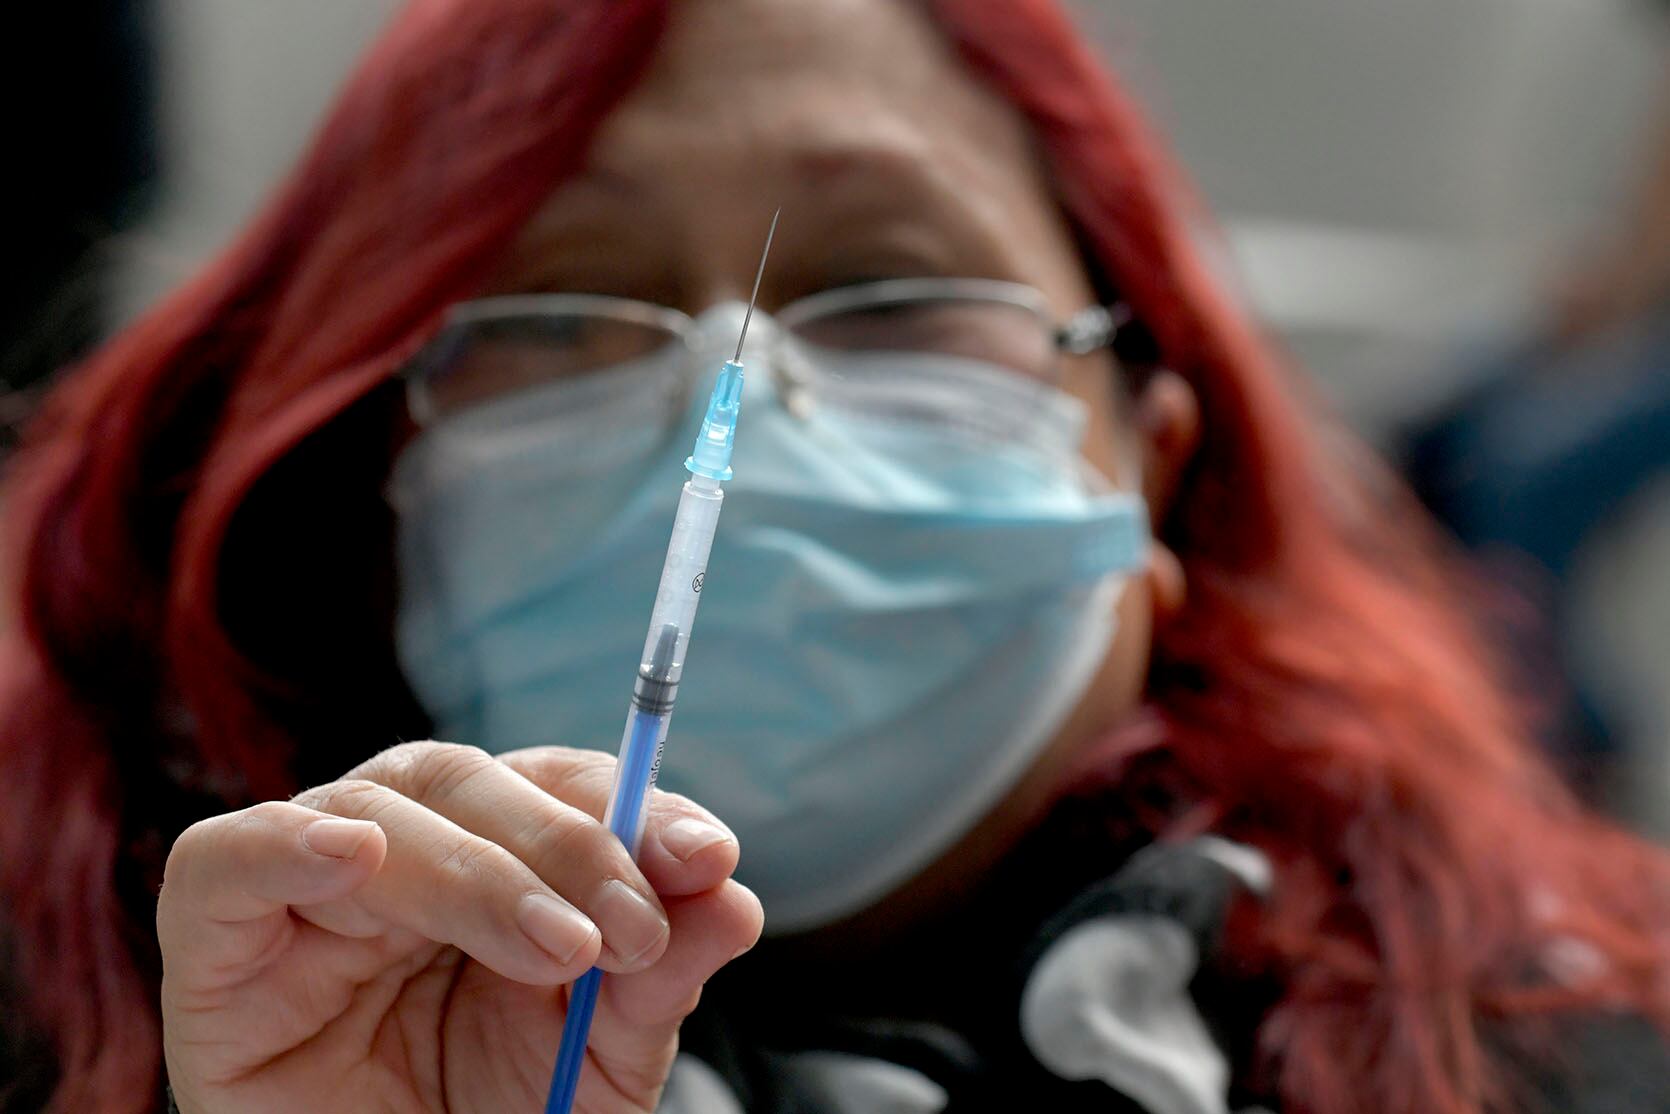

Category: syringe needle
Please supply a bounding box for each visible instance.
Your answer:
[734,207,781,363]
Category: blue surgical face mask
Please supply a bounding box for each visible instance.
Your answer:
[389,304,1150,931]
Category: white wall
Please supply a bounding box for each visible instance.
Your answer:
[1077,0,1664,430]
[110,0,397,320]
[1085,0,1659,235]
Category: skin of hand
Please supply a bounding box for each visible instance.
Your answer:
[159,743,761,1114]
[157,0,1205,1105]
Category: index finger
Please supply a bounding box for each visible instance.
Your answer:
[156,801,387,991]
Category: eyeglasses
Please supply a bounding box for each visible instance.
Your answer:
[403,278,1128,448]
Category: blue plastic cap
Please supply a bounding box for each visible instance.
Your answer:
[685,359,745,480]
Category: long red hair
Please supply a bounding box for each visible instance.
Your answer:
[2,1,1664,1112]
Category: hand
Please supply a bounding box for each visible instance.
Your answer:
[157,742,762,1114]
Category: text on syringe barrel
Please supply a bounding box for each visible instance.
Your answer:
[639,473,724,683]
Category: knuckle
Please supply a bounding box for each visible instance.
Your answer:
[647,788,730,835]
[244,798,295,820]
[295,777,391,818]
[648,786,688,809]
[434,833,518,889]
[344,739,441,784]
[241,800,299,830]
[217,808,273,853]
[539,809,621,874]
[648,787,703,818]
[365,740,496,803]
[508,746,615,808]
[158,806,276,907]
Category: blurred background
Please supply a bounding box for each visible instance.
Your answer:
[6,0,1667,833]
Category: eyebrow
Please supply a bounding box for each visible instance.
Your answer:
[574,133,947,205]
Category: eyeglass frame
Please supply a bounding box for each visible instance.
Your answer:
[402,276,1132,428]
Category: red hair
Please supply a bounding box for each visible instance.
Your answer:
[2,1,1665,1111]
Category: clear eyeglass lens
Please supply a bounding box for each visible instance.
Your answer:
[409,295,1073,447]
[416,312,687,420]
[784,296,1058,383]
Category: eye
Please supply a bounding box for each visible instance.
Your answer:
[796,299,956,349]
[415,310,687,419]
[788,292,1056,382]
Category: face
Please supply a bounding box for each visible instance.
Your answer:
[481,0,1187,935]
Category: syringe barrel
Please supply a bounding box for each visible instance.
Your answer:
[601,473,723,856]
[638,473,723,684]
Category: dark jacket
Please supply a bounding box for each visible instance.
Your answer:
[669,838,1670,1114]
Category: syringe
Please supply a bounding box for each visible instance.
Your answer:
[544,209,779,1114]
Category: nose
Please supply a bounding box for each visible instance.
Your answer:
[690,301,753,354]
[689,301,784,407]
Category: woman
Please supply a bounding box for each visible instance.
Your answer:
[2,0,1666,1111]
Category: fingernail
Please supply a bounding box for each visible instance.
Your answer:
[595,879,669,969]
[301,818,377,860]
[659,817,733,863]
[516,893,598,966]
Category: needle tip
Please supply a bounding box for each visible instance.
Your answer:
[734,208,781,363]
